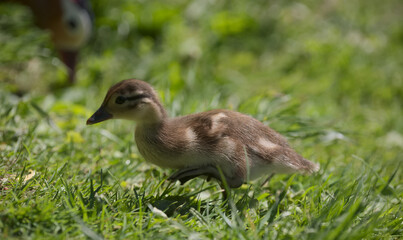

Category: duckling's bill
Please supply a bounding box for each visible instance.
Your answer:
[86,107,113,125]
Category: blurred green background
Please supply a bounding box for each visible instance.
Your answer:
[0,0,402,239]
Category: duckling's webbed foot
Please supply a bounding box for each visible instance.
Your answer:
[168,166,214,185]
[168,168,199,185]
[168,166,243,188]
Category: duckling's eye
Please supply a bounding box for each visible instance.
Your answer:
[115,96,126,104]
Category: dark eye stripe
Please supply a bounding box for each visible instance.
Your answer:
[126,94,149,101]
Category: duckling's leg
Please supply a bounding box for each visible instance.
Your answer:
[168,166,243,188]
[260,173,275,187]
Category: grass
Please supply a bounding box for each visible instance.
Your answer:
[0,0,402,239]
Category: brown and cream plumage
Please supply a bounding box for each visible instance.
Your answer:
[87,79,319,188]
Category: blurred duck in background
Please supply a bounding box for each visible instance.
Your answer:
[3,0,93,84]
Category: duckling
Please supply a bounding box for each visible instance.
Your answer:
[87,79,319,188]
[4,0,93,83]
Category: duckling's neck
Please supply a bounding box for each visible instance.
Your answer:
[135,116,166,147]
[154,99,168,120]
[136,118,166,129]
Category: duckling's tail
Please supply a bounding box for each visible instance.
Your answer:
[299,158,320,175]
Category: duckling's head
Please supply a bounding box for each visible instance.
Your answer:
[86,79,167,125]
